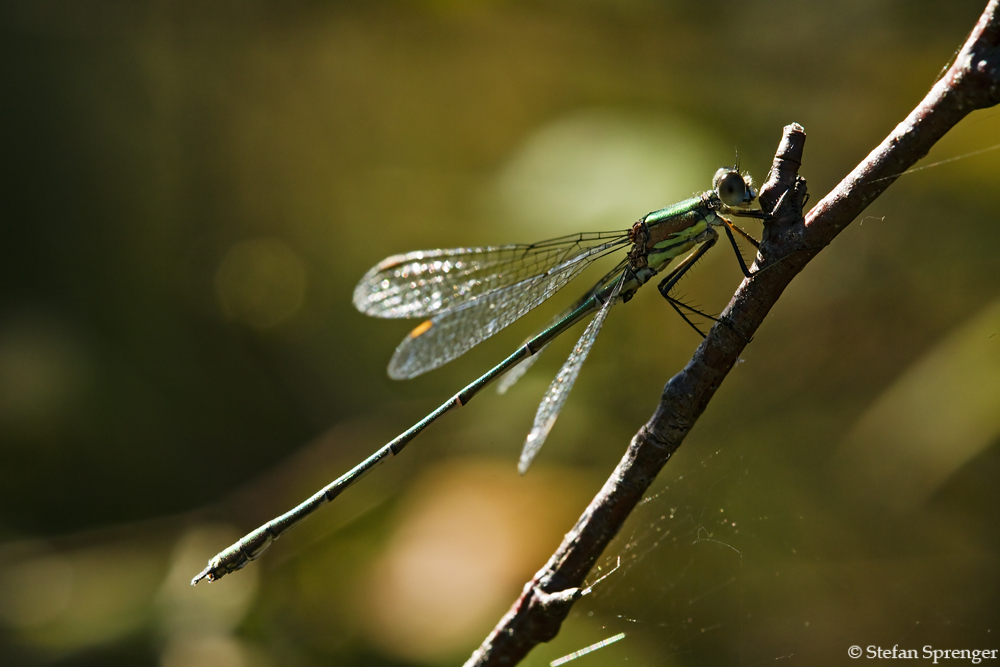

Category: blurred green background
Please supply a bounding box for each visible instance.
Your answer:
[1,1,999,665]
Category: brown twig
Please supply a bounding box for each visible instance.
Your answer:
[464,2,1000,665]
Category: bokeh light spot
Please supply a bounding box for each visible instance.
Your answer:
[360,459,591,663]
[495,110,723,237]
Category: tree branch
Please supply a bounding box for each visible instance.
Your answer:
[464,2,1000,665]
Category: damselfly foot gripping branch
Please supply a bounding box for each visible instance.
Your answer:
[193,167,765,585]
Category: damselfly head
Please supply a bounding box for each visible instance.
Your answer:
[713,168,757,207]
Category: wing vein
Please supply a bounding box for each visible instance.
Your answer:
[354,231,630,320]
[518,272,626,473]
[386,239,627,378]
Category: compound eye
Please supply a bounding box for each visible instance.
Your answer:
[714,169,747,207]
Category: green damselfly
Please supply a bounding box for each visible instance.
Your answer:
[192,167,765,584]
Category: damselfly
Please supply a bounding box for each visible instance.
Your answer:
[192,167,765,584]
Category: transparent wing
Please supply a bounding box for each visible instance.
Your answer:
[496,347,544,395]
[518,274,625,474]
[353,231,629,320]
[497,260,628,395]
[387,240,627,380]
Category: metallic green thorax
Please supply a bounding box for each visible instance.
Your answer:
[642,196,715,269]
[617,192,722,300]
